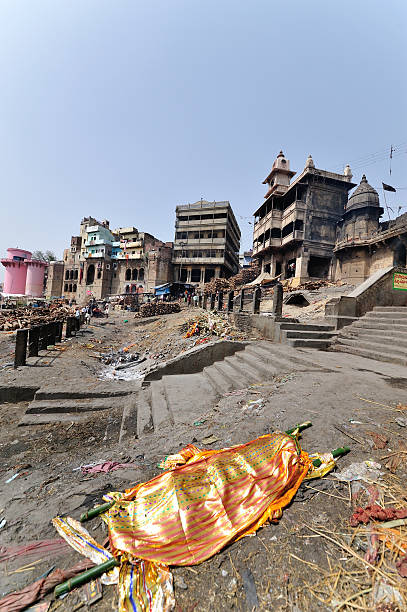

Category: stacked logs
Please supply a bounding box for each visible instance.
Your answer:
[0,303,74,331]
[138,302,181,318]
[203,266,260,295]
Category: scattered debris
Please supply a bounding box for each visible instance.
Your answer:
[350,504,407,527]
[366,430,388,449]
[201,435,219,445]
[80,461,137,475]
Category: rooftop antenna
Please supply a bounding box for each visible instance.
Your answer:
[390,144,394,175]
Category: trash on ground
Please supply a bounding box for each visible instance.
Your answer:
[334,460,382,483]
[366,430,388,449]
[201,434,219,445]
[0,559,94,612]
[80,461,137,475]
[350,504,407,527]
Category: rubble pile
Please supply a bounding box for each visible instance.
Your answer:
[99,349,140,366]
[138,302,181,318]
[0,302,74,331]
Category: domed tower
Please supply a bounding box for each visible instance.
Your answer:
[340,175,383,241]
[262,151,296,198]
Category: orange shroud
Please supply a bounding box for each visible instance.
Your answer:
[103,432,311,566]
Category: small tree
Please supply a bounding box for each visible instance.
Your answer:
[32,250,57,262]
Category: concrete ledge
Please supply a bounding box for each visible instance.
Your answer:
[143,340,248,381]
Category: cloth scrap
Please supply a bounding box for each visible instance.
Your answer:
[350,504,407,527]
[0,559,93,612]
[81,461,136,475]
[0,539,69,564]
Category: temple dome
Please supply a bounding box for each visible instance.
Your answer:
[346,175,380,212]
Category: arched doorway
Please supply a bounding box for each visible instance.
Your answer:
[86,264,95,285]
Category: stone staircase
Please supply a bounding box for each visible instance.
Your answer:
[119,341,329,441]
[330,306,407,366]
[20,385,134,425]
[279,321,337,349]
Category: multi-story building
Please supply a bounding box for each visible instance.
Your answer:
[252,152,355,282]
[45,217,173,302]
[172,200,241,286]
[239,250,253,269]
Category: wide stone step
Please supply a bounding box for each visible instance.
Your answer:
[26,398,117,414]
[224,355,263,383]
[373,306,407,313]
[335,337,407,358]
[283,330,337,340]
[20,412,89,426]
[213,360,254,388]
[34,387,133,400]
[162,373,218,423]
[203,365,234,394]
[245,342,325,371]
[286,338,332,350]
[352,320,407,332]
[235,350,275,380]
[332,343,407,367]
[340,331,407,349]
[279,322,335,332]
[150,380,172,429]
[348,327,407,338]
[363,312,407,325]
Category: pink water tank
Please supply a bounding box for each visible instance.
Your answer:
[26,259,48,297]
[1,248,32,295]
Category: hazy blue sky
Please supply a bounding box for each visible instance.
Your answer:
[1,0,406,279]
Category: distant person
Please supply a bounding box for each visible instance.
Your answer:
[187,294,192,307]
[193,294,199,307]
[104,305,110,318]
[85,311,91,325]
[75,308,80,320]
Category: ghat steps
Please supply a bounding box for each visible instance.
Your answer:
[119,341,327,442]
[331,306,407,366]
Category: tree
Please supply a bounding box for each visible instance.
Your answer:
[32,250,57,262]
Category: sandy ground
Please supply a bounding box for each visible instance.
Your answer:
[1,306,407,611]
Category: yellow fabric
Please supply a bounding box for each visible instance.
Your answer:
[118,559,175,612]
[102,433,311,566]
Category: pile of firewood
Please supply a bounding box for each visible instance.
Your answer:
[138,302,181,318]
[203,278,230,296]
[203,266,261,295]
[228,266,260,289]
[0,303,74,331]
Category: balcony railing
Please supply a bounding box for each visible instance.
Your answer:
[172,256,225,265]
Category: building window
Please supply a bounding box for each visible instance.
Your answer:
[138,268,144,280]
[73,283,77,292]
[125,269,131,281]
[65,270,69,280]
[125,285,130,293]
[97,270,102,279]
[74,269,78,279]
[69,283,72,292]
[191,269,201,283]
[132,268,138,281]
[64,283,68,292]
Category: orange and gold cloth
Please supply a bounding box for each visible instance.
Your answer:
[102,432,312,566]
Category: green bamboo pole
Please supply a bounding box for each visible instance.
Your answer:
[285,421,312,435]
[54,557,120,598]
[80,501,115,523]
[312,446,350,467]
